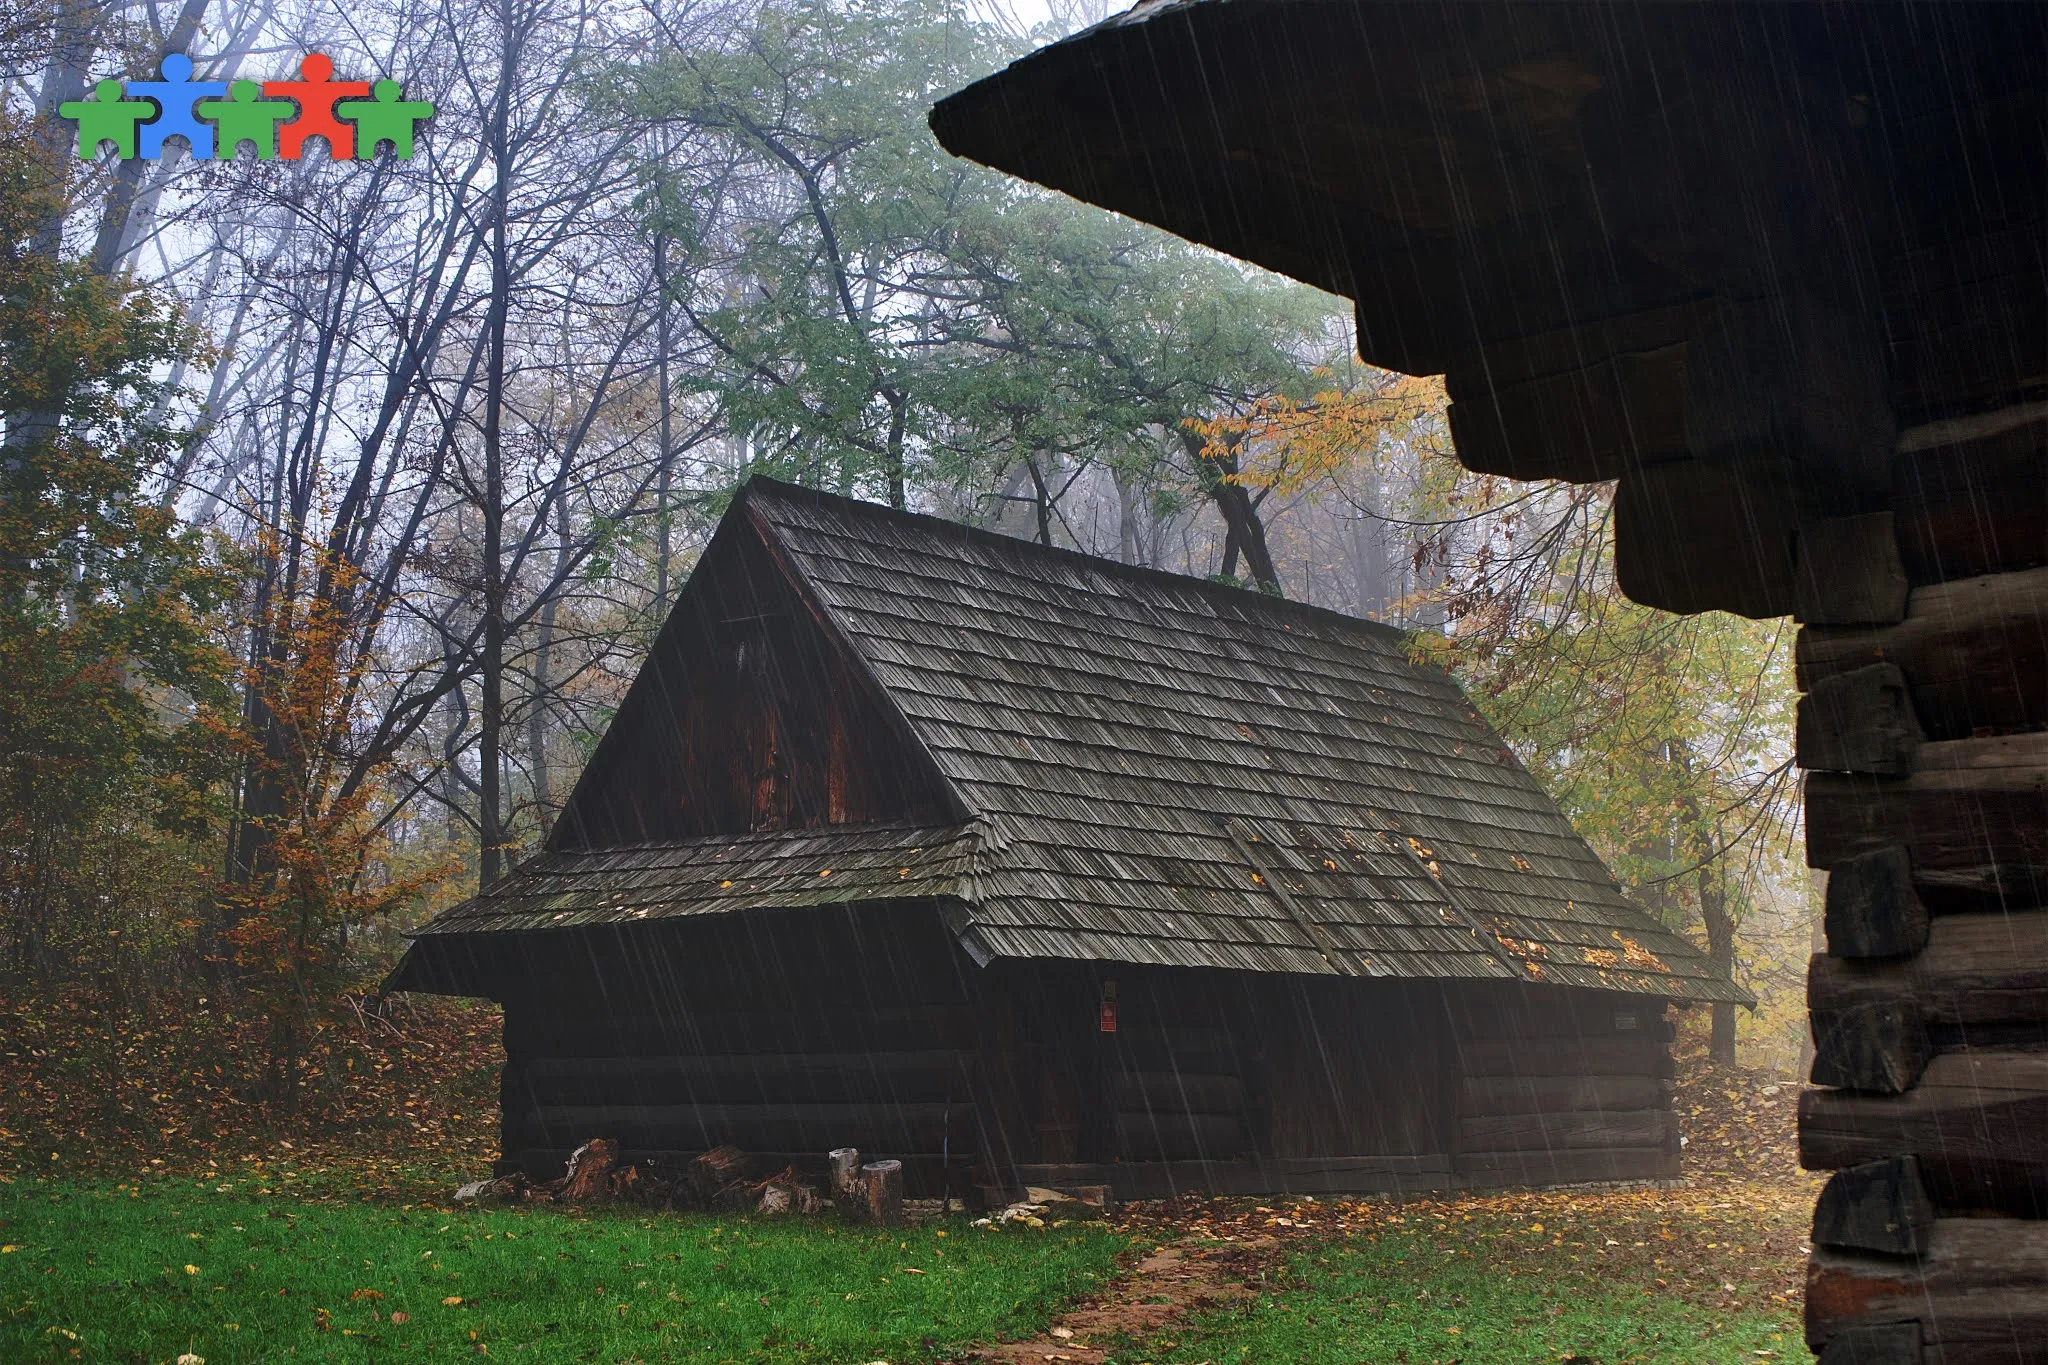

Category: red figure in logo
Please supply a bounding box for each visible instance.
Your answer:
[264,53,370,159]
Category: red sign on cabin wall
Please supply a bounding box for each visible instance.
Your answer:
[1099,999,1117,1033]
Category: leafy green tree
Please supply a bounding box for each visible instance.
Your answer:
[616,0,1345,587]
[0,112,237,980]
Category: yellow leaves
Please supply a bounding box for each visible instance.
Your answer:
[442,1295,464,1306]
[1186,369,1449,498]
[184,1263,201,1275]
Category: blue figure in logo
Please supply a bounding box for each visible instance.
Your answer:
[128,53,226,159]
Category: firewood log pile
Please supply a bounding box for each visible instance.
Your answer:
[453,1139,899,1223]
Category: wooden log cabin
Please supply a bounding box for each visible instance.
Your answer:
[389,478,1746,1202]
[929,2,2048,1357]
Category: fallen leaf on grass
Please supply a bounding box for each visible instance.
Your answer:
[443,1296,463,1306]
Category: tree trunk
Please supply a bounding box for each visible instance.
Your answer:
[1025,455,1054,546]
[1700,860,1738,1065]
[885,393,907,511]
[653,231,676,614]
[1181,428,1280,594]
[478,27,513,892]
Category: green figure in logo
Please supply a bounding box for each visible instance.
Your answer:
[58,79,153,159]
[196,79,296,158]
[337,79,435,160]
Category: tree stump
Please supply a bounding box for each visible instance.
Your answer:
[828,1147,863,1217]
[862,1159,903,1227]
[558,1138,620,1203]
[686,1144,751,1210]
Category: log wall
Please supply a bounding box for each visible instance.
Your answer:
[1796,408,2048,1364]
[1446,985,1681,1186]
[450,910,1696,1205]
[486,903,985,1194]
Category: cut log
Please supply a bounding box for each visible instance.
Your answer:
[686,1144,750,1208]
[828,1147,863,1215]
[1807,1217,2048,1363]
[1457,1038,1675,1078]
[1797,664,1923,776]
[1799,1049,2048,1216]
[1808,912,2048,1037]
[1796,565,2048,739]
[1459,1108,1677,1154]
[1796,513,1911,626]
[1804,734,2048,901]
[862,1159,904,1227]
[1812,1157,1936,1257]
[1893,405,2048,584]
[1460,1074,1665,1117]
[558,1138,620,1203]
[1809,1000,1932,1094]
[1822,847,1929,960]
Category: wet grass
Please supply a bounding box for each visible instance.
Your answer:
[1109,1197,1806,1365]
[0,1177,1133,1363]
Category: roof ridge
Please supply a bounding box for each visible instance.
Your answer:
[736,475,1416,647]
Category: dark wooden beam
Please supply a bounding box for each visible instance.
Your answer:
[1800,1049,2048,1216]
[1808,913,2048,1039]
[1795,513,1910,627]
[1797,566,2048,740]
[1805,733,2048,902]
[1822,847,1929,960]
[1813,1156,1936,1257]
[1807,1219,2048,1364]
[1797,664,1924,777]
[1810,999,1932,1094]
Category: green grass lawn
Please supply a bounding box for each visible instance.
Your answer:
[0,1177,1132,1364]
[1110,1200,1807,1365]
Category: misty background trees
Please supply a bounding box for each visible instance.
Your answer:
[1,0,1808,1092]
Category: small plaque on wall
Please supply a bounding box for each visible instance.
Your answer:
[1615,1012,1639,1032]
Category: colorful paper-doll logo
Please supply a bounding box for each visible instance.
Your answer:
[60,53,434,161]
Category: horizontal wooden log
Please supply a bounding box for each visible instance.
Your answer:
[1807,1217,2048,1364]
[1114,1111,1251,1161]
[1804,734,2048,901]
[1799,1049,2048,1216]
[1809,913,2048,1035]
[1455,1145,1680,1186]
[519,1101,973,1152]
[1796,565,2048,739]
[1812,1157,1935,1257]
[1457,1038,1675,1079]
[1796,513,1911,627]
[1451,992,1675,1043]
[1823,846,1930,959]
[1797,664,1924,776]
[502,1005,976,1057]
[1460,1074,1665,1117]
[1112,1071,1246,1115]
[1459,1108,1677,1154]
[1813,1323,1920,1365]
[1893,404,2048,585]
[1810,1000,1933,1094]
[1009,1154,1454,1200]
[515,1051,974,1106]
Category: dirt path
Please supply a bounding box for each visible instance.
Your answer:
[968,1238,1263,1364]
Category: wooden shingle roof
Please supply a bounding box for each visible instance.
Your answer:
[407,479,1749,1005]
